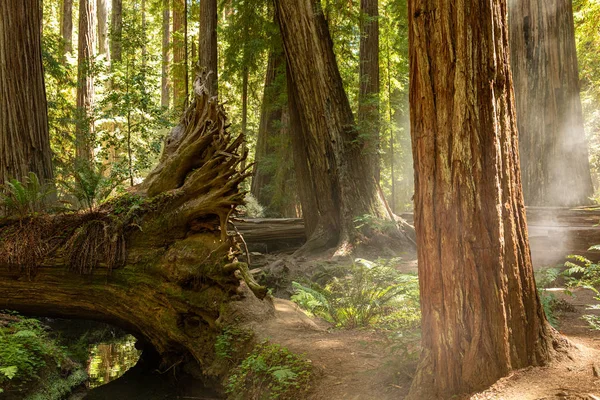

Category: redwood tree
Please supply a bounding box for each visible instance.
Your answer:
[60,0,73,57]
[76,0,96,162]
[275,0,413,253]
[173,0,188,110]
[407,0,562,398]
[111,0,123,63]
[0,0,54,186]
[199,0,218,97]
[358,0,380,181]
[251,47,298,217]
[161,0,170,108]
[509,0,594,206]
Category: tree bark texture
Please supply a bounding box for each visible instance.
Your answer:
[111,0,122,63]
[251,48,298,218]
[275,0,414,254]
[509,0,594,206]
[0,0,54,187]
[97,0,109,59]
[199,0,218,97]
[60,0,73,56]
[358,0,380,182]
[173,0,188,111]
[161,0,171,108]
[407,0,562,398]
[0,77,267,371]
[76,0,96,162]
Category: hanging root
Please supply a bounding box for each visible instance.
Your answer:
[64,218,126,274]
[0,218,51,279]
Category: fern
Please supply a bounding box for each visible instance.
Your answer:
[0,172,53,218]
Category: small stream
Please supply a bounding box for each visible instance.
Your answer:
[86,336,141,389]
[79,335,222,400]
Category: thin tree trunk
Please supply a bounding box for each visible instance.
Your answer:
[509,0,594,206]
[199,0,218,97]
[97,0,109,60]
[275,0,413,253]
[358,0,380,182]
[172,0,187,111]
[60,0,73,57]
[142,0,147,62]
[161,0,170,108]
[111,0,122,64]
[0,0,54,187]
[76,0,96,162]
[406,0,562,398]
[240,66,249,172]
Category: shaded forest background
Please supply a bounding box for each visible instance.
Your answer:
[36,0,600,215]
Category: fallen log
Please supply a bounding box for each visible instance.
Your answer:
[236,207,600,266]
[0,76,271,376]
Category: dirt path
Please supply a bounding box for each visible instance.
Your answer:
[256,288,600,400]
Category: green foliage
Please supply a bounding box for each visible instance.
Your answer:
[291,259,420,329]
[0,314,74,395]
[58,161,122,211]
[238,194,265,218]
[215,326,254,363]
[563,249,600,290]
[226,341,312,400]
[0,173,54,219]
[582,314,600,330]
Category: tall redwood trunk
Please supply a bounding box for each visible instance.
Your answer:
[76,0,96,162]
[161,0,170,108]
[251,48,298,218]
[407,0,561,398]
[172,0,187,111]
[97,0,109,59]
[60,0,73,57]
[358,0,380,182]
[0,0,54,186]
[199,0,218,97]
[275,0,412,253]
[509,0,594,206]
[111,0,122,63]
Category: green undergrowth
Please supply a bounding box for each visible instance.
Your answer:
[0,313,86,399]
[291,258,420,330]
[225,340,313,400]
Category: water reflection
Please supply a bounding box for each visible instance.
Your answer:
[86,335,141,388]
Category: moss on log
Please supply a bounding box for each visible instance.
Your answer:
[0,75,269,374]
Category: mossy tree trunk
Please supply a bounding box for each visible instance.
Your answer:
[0,77,267,370]
[407,0,563,398]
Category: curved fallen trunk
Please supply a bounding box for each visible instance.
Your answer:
[0,76,270,371]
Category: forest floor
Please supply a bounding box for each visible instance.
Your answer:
[250,254,600,400]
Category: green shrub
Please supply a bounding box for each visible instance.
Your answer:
[535,267,562,328]
[0,172,54,218]
[291,258,420,329]
[0,314,73,394]
[226,341,312,400]
[563,249,600,290]
[215,326,254,363]
[59,161,122,211]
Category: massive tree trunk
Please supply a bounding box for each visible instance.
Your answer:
[251,48,298,218]
[274,0,414,254]
[173,0,188,111]
[0,77,267,372]
[60,0,73,57]
[199,0,218,97]
[0,0,54,187]
[76,0,96,162]
[111,0,123,63]
[161,0,171,108]
[509,0,594,206]
[358,0,380,182]
[97,0,109,59]
[407,0,564,398]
